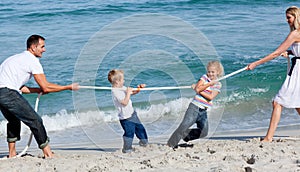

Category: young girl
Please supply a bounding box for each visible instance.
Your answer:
[167,60,224,148]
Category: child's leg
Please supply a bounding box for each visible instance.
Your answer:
[120,118,135,152]
[130,112,148,145]
[183,110,208,142]
[167,103,198,148]
[135,123,148,146]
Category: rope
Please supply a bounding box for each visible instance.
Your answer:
[216,66,247,81]
[79,67,247,91]
[17,93,42,157]
[79,85,191,91]
[13,66,246,157]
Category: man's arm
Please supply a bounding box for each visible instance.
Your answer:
[20,85,42,94]
[34,74,79,93]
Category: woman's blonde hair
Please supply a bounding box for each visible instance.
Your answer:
[286,6,300,31]
[207,60,224,78]
[108,69,124,85]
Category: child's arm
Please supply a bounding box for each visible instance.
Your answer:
[120,87,133,106]
[192,79,216,93]
[199,90,219,101]
[132,84,146,95]
[192,80,219,101]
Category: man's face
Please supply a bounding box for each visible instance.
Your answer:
[31,39,46,57]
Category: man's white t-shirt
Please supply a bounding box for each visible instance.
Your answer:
[111,86,134,120]
[0,51,44,92]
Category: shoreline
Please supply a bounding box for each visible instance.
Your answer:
[1,126,300,171]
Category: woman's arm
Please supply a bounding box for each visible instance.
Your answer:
[248,31,297,70]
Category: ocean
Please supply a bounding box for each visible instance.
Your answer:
[0,0,299,148]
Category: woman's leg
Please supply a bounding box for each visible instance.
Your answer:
[262,101,282,142]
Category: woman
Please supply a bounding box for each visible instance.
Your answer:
[248,6,300,142]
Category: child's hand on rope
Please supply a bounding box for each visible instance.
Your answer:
[191,84,196,90]
[134,84,146,94]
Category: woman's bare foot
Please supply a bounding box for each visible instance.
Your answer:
[261,137,272,142]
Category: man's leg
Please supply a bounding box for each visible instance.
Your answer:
[0,88,52,157]
[0,104,21,158]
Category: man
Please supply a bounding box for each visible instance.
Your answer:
[0,35,79,158]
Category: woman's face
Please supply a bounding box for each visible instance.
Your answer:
[286,13,295,27]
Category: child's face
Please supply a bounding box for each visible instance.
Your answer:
[207,66,218,80]
[117,75,125,87]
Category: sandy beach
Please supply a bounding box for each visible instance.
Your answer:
[1,126,300,172]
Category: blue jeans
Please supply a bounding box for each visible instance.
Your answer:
[120,111,148,151]
[0,88,49,149]
[167,103,208,148]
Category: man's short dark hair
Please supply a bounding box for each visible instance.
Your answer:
[26,35,45,49]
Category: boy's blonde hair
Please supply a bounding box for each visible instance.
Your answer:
[207,60,224,78]
[108,69,124,85]
[286,6,300,31]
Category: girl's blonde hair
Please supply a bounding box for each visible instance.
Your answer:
[207,60,224,78]
[108,69,124,85]
[286,6,300,31]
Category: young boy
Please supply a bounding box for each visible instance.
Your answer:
[108,69,148,153]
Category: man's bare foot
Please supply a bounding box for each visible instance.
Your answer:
[8,142,17,158]
[8,152,17,158]
[42,145,54,158]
